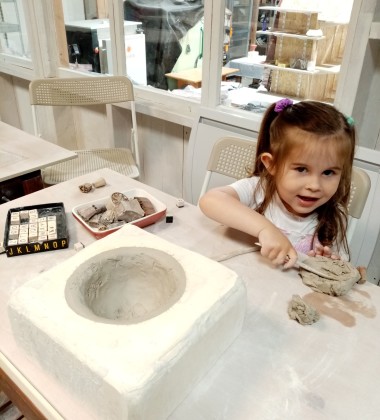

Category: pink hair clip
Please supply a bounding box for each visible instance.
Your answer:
[274,98,293,113]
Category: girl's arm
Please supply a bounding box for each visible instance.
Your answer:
[199,186,298,267]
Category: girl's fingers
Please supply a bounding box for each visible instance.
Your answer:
[310,245,341,260]
[322,246,333,257]
[282,250,298,269]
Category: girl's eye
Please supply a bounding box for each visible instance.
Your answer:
[323,169,335,176]
[295,167,307,173]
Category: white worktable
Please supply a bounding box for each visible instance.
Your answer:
[226,55,265,80]
[0,121,76,182]
[0,168,379,420]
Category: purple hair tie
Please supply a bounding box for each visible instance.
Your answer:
[274,98,293,113]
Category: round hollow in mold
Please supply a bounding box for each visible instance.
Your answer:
[65,247,186,324]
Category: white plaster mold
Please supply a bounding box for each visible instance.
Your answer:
[8,224,246,420]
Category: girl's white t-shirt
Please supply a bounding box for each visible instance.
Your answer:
[230,176,320,254]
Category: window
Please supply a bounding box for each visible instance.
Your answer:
[0,0,356,120]
[122,0,354,113]
[0,0,30,58]
[218,0,355,112]
[58,2,205,90]
[123,0,204,90]
[60,0,111,73]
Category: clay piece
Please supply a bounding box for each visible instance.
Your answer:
[356,266,367,284]
[136,197,156,215]
[99,209,116,226]
[107,193,145,221]
[288,294,320,325]
[92,177,106,188]
[299,256,361,296]
[79,178,106,193]
[79,183,93,193]
[77,204,106,222]
[87,213,103,228]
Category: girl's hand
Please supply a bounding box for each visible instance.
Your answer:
[258,227,298,268]
[307,244,340,260]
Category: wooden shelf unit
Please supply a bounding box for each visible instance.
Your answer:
[256,5,347,101]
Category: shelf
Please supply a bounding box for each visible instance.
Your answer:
[0,22,20,33]
[256,30,325,40]
[319,20,350,26]
[258,62,340,75]
[314,64,340,74]
[256,2,343,101]
[258,6,320,14]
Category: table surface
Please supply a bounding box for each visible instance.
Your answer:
[165,67,239,83]
[1,168,379,420]
[0,121,76,182]
[226,55,266,79]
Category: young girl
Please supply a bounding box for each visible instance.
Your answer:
[199,99,356,269]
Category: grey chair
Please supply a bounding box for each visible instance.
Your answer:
[29,76,140,185]
[199,136,257,199]
[347,166,371,243]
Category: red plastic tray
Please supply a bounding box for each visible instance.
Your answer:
[72,188,167,239]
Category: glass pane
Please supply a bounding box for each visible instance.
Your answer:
[121,14,147,85]
[123,0,204,91]
[61,0,107,73]
[61,0,147,81]
[0,0,30,58]
[223,0,355,112]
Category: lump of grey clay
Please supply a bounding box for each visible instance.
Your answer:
[299,255,360,296]
[288,295,320,325]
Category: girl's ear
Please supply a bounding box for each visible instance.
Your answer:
[260,153,275,175]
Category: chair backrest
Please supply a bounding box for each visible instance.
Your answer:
[199,136,371,244]
[29,76,134,106]
[347,166,371,243]
[29,76,139,166]
[198,136,257,199]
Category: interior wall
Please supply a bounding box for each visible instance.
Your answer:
[61,0,85,21]
[106,105,186,198]
[72,105,111,149]
[355,40,380,150]
[138,113,185,198]
[0,74,21,127]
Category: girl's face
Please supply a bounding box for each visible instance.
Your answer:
[263,132,343,217]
